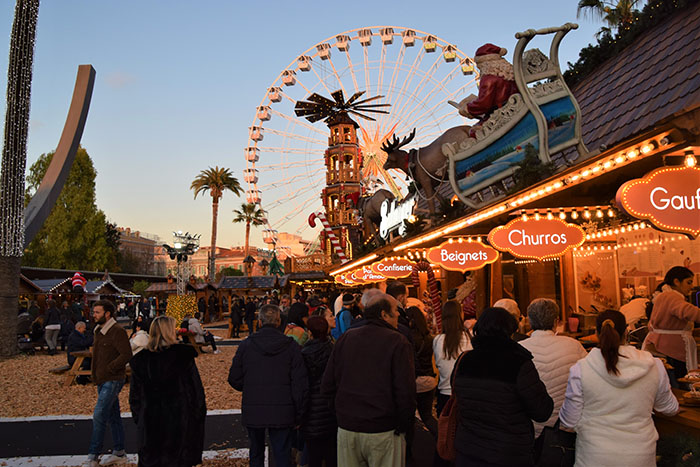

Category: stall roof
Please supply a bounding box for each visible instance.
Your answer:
[32,278,71,293]
[19,274,42,293]
[572,1,700,151]
[217,275,288,290]
[145,282,196,293]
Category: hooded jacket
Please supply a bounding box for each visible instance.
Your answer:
[301,338,337,439]
[560,346,679,467]
[228,325,308,428]
[129,344,206,467]
[453,335,553,466]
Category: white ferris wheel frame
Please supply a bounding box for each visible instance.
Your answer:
[243,26,480,247]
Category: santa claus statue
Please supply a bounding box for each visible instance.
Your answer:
[452,43,519,132]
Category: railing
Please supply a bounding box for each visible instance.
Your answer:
[288,253,331,272]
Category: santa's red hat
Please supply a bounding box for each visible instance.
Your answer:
[474,43,507,62]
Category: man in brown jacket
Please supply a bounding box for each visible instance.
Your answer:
[87,300,132,466]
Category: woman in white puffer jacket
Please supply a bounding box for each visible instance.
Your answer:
[520,298,587,437]
[559,310,678,467]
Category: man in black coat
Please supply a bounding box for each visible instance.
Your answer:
[229,304,308,467]
[244,297,257,335]
[321,293,415,466]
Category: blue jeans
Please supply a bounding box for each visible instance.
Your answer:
[88,380,125,457]
[247,427,293,467]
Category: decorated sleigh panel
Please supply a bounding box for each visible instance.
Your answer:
[447,23,590,208]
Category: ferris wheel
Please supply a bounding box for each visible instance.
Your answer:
[243,26,480,246]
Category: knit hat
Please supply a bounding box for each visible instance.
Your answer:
[474,43,507,62]
[342,293,355,305]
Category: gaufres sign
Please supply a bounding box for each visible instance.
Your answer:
[616,165,700,238]
[379,196,416,240]
[427,240,499,272]
[370,258,415,278]
[488,217,585,260]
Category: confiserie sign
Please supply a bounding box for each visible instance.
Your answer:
[370,258,415,278]
[488,217,585,260]
[427,240,499,272]
[616,165,700,238]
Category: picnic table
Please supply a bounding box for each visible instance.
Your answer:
[64,349,92,386]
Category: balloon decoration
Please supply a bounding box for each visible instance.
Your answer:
[71,272,87,293]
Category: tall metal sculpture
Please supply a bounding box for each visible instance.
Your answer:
[23,64,96,245]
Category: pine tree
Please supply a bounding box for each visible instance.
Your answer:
[23,147,117,270]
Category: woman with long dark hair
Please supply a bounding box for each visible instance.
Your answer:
[301,316,337,467]
[560,310,678,466]
[406,306,438,438]
[432,301,472,416]
[452,307,552,466]
[129,316,206,467]
[644,266,700,381]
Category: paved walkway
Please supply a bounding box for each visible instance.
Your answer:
[0,410,436,466]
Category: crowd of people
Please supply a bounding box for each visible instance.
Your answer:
[21,264,697,466]
[224,267,696,467]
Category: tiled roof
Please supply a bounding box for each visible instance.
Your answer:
[572,1,700,150]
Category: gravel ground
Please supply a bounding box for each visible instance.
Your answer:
[0,342,242,418]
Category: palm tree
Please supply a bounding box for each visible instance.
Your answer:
[191,167,242,282]
[232,203,267,276]
[0,0,40,357]
[577,0,643,35]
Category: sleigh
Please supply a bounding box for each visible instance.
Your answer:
[447,24,592,209]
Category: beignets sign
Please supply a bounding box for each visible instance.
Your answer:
[488,217,585,260]
[427,240,499,272]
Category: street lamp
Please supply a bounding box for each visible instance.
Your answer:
[162,231,200,295]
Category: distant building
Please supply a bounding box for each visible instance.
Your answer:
[118,227,164,275]
[275,232,313,258]
[164,245,276,279]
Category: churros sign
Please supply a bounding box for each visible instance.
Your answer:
[488,218,585,260]
[427,240,499,272]
[616,165,700,238]
[370,258,415,278]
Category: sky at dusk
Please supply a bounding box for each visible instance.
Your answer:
[0,1,604,249]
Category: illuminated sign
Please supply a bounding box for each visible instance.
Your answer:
[427,240,499,272]
[488,218,585,260]
[334,274,356,286]
[350,266,386,284]
[370,258,415,278]
[379,196,416,240]
[616,165,700,238]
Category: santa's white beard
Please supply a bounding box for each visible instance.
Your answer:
[477,57,514,81]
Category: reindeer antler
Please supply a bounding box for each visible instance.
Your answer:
[380,128,416,153]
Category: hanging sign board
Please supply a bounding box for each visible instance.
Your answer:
[488,217,585,260]
[334,274,356,286]
[616,165,700,238]
[351,266,386,284]
[370,258,415,278]
[426,240,499,272]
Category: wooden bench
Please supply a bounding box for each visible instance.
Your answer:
[62,349,132,386]
[64,349,92,386]
[180,332,206,355]
[49,364,71,375]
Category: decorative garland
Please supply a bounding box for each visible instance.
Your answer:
[411,261,442,332]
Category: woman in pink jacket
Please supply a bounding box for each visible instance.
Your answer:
[644,266,700,383]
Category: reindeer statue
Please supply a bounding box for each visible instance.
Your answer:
[351,189,395,244]
[381,126,471,217]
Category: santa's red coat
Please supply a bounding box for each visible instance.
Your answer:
[467,74,518,120]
